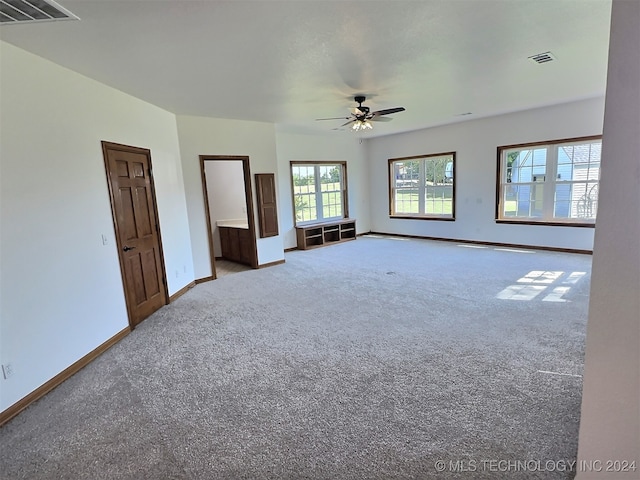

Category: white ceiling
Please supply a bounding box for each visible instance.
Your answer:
[0,0,612,137]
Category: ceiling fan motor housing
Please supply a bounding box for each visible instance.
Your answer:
[354,96,370,115]
[315,95,404,128]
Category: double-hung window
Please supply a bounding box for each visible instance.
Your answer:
[291,161,347,224]
[497,136,601,225]
[389,152,455,220]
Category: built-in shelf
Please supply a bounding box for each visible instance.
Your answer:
[296,219,356,250]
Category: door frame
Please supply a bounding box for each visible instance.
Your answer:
[199,155,259,276]
[102,141,169,327]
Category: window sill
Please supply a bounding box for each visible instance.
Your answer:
[495,219,595,228]
[390,215,455,222]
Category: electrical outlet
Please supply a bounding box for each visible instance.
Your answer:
[2,363,13,379]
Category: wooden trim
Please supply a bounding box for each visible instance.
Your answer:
[495,219,595,228]
[367,231,593,255]
[195,276,215,284]
[199,156,218,281]
[342,162,350,219]
[200,155,259,270]
[284,247,298,252]
[289,161,349,226]
[495,145,502,221]
[243,159,259,270]
[388,152,456,219]
[169,281,195,302]
[495,134,602,223]
[0,327,131,427]
[388,151,457,162]
[290,160,349,166]
[390,216,456,222]
[258,259,285,269]
[498,134,602,152]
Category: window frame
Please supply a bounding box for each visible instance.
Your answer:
[388,152,456,221]
[290,161,349,226]
[495,135,601,227]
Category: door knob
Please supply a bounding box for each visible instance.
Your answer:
[123,246,136,252]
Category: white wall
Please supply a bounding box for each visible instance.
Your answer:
[176,115,284,276]
[204,161,248,254]
[577,0,640,476]
[366,97,605,250]
[0,42,194,411]
[275,130,369,249]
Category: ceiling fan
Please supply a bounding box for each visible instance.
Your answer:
[316,96,405,131]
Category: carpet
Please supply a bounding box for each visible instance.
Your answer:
[0,235,592,479]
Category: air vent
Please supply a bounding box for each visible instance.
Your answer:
[528,51,556,64]
[0,0,79,24]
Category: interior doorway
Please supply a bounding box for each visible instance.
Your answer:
[200,155,258,279]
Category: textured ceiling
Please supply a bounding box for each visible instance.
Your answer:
[0,0,612,137]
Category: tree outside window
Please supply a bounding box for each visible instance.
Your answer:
[291,162,347,225]
[389,152,455,219]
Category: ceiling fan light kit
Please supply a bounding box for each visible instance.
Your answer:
[352,120,373,131]
[316,95,405,132]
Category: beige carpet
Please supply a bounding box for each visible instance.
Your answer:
[0,235,592,479]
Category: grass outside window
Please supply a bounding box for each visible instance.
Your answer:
[291,162,347,225]
[389,152,455,220]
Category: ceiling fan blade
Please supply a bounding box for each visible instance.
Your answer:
[316,116,352,121]
[369,116,393,122]
[341,119,356,127]
[371,107,405,116]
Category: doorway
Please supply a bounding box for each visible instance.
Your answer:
[102,141,168,328]
[200,155,258,278]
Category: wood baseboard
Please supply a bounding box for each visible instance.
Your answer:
[367,231,593,255]
[169,281,195,302]
[284,247,298,252]
[0,326,131,427]
[195,276,215,284]
[258,259,285,269]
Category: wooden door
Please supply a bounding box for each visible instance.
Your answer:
[255,173,279,238]
[102,142,167,328]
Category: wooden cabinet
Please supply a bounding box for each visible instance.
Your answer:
[296,219,356,250]
[255,173,279,238]
[219,226,253,265]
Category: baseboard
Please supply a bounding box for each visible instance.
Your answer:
[0,326,131,427]
[284,247,298,252]
[169,281,195,302]
[195,276,215,284]
[258,259,285,269]
[367,231,593,255]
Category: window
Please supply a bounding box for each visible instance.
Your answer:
[389,152,455,219]
[291,162,347,224]
[497,136,601,225]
